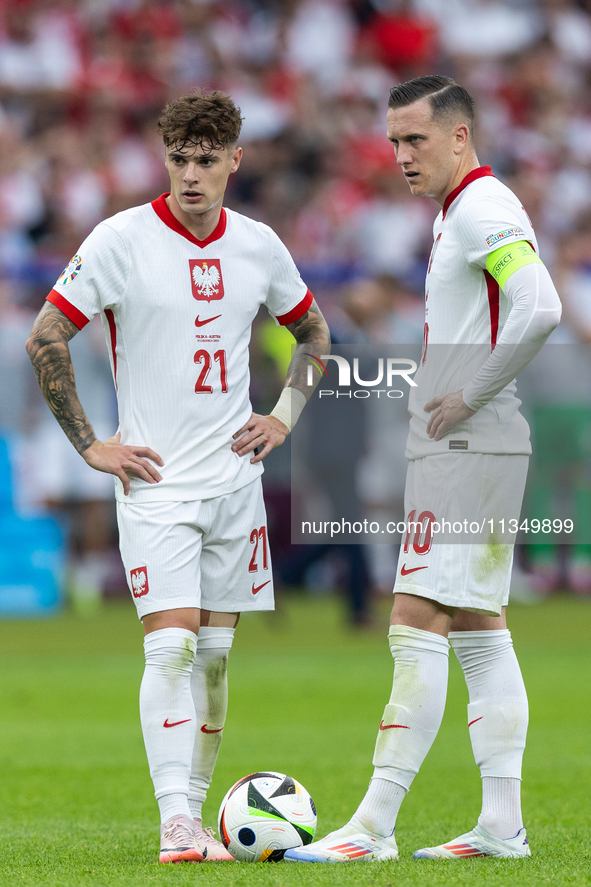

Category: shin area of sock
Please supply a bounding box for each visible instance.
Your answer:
[372,625,450,791]
[188,626,235,811]
[140,628,197,805]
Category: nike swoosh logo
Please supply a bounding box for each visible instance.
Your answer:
[400,564,429,575]
[163,718,192,728]
[379,720,410,730]
[195,314,221,327]
[468,716,484,728]
[252,580,271,595]
[201,724,223,734]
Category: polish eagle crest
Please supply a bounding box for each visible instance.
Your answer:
[130,567,148,597]
[192,261,221,299]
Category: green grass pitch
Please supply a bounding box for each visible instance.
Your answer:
[0,593,589,886]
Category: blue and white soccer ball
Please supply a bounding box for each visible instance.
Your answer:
[218,771,317,862]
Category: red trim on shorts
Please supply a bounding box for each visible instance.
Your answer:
[104,308,118,384]
[275,288,314,326]
[484,269,499,348]
[442,166,495,220]
[46,289,90,329]
[151,193,227,247]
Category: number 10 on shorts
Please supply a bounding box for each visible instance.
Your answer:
[403,510,436,555]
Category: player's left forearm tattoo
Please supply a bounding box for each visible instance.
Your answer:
[285,299,331,400]
[26,303,97,455]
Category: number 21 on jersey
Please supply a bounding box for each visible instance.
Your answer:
[194,348,228,393]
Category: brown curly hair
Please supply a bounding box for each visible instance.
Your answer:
[157,89,243,151]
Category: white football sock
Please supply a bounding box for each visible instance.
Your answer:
[187,626,235,821]
[355,625,450,837]
[449,629,528,839]
[354,778,407,838]
[480,776,523,839]
[139,628,197,823]
[158,792,193,823]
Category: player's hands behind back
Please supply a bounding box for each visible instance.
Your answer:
[232,412,288,464]
[425,390,476,441]
[82,432,164,495]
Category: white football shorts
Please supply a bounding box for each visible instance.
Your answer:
[394,453,529,616]
[117,478,274,619]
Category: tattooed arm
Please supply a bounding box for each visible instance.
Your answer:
[26,303,95,452]
[26,302,163,495]
[284,298,331,399]
[232,298,331,463]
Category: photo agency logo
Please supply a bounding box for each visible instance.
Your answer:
[304,353,418,398]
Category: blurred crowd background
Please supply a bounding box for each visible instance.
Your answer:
[1,0,590,622]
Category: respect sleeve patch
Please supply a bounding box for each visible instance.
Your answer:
[485,240,543,290]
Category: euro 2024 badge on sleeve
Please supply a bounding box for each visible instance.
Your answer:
[58,254,82,285]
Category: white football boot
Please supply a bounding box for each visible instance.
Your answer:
[193,820,234,862]
[283,817,398,863]
[413,823,531,859]
[159,814,203,863]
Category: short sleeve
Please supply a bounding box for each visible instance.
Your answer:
[455,197,535,270]
[265,230,313,325]
[47,222,129,329]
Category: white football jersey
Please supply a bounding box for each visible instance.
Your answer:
[407,167,536,459]
[48,194,312,502]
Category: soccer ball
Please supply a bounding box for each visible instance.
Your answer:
[218,771,317,862]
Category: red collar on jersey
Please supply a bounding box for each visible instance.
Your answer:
[442,166,495,220]
[151,193,227,247]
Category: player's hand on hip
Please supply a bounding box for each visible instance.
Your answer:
[81,432,164,495]
[424,390,476,441]
[232,412,289,463]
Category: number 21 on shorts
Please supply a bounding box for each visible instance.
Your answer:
[249,526,268,573]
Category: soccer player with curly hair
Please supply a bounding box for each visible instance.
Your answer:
[27,89,330,864]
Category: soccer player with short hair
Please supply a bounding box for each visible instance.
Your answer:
[26,89,330,864]
[285,75,562,863]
